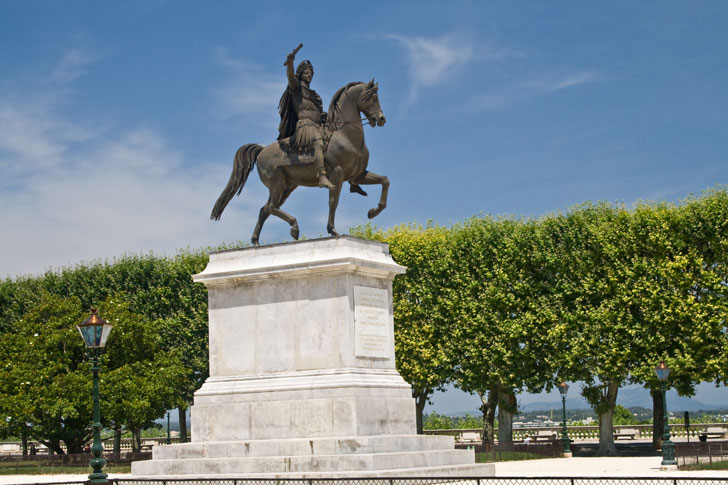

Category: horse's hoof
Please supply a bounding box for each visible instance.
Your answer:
[251,238,260,246]
[291,227,299,240]
[327,226,339,237]
[367,207,382,219]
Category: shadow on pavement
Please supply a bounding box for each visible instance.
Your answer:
[573,442,662,457]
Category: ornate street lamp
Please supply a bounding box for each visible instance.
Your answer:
[557,381,571,455]
[77,309,112,483]
[655,361,676,467]
[166,410,171,445]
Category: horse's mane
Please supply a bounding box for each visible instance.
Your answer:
[328,82,362,124]
[328,81,378,125]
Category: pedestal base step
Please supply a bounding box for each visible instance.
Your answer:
[131,435,491,477]
[154,435,457,459]
[132,462,495,479]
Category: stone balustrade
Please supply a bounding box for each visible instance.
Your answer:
[424,423,727,443]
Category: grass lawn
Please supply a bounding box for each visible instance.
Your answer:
[680,459,728,471]
[475,451,550,462]
[0,461,131,475]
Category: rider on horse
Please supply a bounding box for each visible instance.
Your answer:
[278,46,335,190]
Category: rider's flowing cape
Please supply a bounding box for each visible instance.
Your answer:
[277,83,324,140]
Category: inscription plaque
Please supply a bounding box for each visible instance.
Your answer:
[353,285,391,358]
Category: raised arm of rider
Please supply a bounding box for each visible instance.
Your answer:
[285,53,299,91]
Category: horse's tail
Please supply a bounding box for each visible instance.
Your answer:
[210,143,265,221]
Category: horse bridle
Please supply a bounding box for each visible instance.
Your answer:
[326,84,376,130]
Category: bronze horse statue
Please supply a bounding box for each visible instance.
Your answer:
[210,80,388,245]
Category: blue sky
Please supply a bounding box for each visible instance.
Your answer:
[2,2,728,410]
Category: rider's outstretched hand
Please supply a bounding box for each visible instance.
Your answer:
[284,44,303,66]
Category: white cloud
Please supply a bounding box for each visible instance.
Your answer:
[0,51,267,278]
[49,48,100,84]
[1,48,371,278]
[211,48,285,122]
[387,33,476,102]
[0,101,92,172]
[0,113,264,277]
[477,70,600,110]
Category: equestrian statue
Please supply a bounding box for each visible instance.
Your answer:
[210,44,389,245]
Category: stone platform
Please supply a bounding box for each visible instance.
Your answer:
[132,237,493,477]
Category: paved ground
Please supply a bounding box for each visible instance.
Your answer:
[1,456,727,485]
[496,456,728,477]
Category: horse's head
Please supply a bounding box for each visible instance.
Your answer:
[359,79,386,127]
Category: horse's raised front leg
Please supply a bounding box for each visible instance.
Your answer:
[351,170,389,219]
[326,168,345,237]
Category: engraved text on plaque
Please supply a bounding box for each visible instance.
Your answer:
[353,285,391,358]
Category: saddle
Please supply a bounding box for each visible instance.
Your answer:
[277,125,334,165]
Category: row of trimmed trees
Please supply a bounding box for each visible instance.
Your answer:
[1,189,726,456]
[352,188,728,455]
[0,249,211,453]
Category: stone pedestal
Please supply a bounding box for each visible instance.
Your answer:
[132,236,493,477]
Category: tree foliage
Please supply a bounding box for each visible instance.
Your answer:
[1,188,726,455]
[449,216,559,443]
[350,223,457,433]
[0,293,186,453]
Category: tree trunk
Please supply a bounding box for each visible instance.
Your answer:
[597,380,619,456]
[131,428,141,453]
[480,388,499,445]
[21,427,28,456]
[651,388,664,450]
[113,425,122,455]
[178,406,188,443]
[497,390,517,444]
[65,437,83,454]
[413,387,430,434]
[40,439,65,455]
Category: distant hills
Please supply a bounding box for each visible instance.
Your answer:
[447,387,724,417]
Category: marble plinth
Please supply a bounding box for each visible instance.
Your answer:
[132,237,493,477]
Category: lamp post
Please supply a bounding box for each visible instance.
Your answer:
[166,411,171,445]
[655,361,676,467]
[557,381,571,456]
[77,309,113,484]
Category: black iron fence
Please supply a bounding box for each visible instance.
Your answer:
[676,441,728,467]
[17,478,728,485]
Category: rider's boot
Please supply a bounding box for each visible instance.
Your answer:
[318,168,335,189]
[349,183,367,196]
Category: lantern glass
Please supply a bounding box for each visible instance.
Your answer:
[558,381,569,395]
[77,309,113,348]
[655,361,671,382]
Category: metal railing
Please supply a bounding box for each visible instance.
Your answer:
[23,477,728,485]
[676,441,728,467]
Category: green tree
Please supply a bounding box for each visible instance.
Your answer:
[549,203,637,455]
[351,223,458,434]
[613,405,639,425]
[450,216,559,444]
[99,296,187,452]
[32,249,209,441]
[423,413,454,430]
[622,198,726,448]
[0,293,185,453]
[0,293,89,453]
